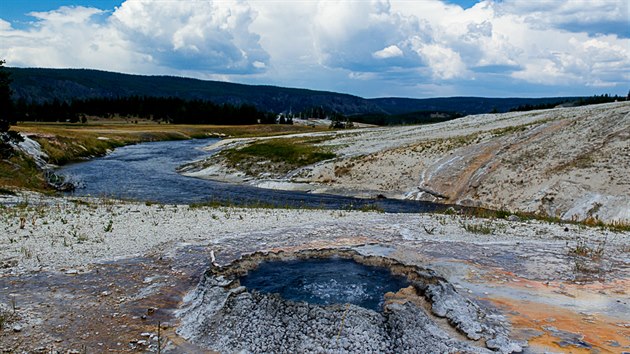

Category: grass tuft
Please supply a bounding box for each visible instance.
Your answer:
[462,222,494,235]
[221,137,336,176]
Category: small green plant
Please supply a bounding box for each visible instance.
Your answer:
[495,209,512,219]
[568,237,606,260]
[358,203,384,213]
[423,225,436,235]
[104,219,113,232]
[20,246,32,259]
[462,222,494,235]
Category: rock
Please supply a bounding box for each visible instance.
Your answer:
[65,269,79,275]
[486,336,523,353]
[55,182,76,192]
[15,134,49,168]
[12,324,23,332]
[507,215,521,222]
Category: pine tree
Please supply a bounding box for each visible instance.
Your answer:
[0,60,23,158]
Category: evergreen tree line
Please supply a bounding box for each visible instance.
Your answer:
[13,96,280,125]
[509,94,628,113]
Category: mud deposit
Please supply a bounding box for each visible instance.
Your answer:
[177,250,522,353]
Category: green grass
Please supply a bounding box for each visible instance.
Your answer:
[189,199,318,210]
[0,151,49,191]
[462,222,494,235]
[449,206,630,233]
[222,137,336,176]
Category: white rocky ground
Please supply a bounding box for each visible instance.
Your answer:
[0,194,626,275]
[1,195,628,352]
[184,102,630,223]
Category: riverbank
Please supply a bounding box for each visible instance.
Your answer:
[0,195,628,352]
[183,102,630,224]
[1,121,327,192]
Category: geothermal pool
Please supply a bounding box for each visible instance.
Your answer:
[239,258,411,311]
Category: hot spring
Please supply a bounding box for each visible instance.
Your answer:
[239,257,411,311]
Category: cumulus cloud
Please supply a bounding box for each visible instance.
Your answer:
[111,0,268,73]
[0,6,139,71]
[413,43,468,80]
[0,1,268,75]
[496,0,629,38]
[373,45,404,59]
[0,0,628,97]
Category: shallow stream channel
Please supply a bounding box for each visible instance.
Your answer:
[56,138,447,212]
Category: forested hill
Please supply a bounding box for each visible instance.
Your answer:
[7,67,599,116]
[8,67,382,115]
[370,96,581,115]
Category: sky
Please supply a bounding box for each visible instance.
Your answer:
[0,0,628,98]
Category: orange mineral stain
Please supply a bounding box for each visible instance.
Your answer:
[488,297,629,353]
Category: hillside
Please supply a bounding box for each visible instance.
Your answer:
[8,67,584,117]
[8,67,383,115]
[184,102,630,223]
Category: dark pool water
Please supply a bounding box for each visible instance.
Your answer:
[56,138,447,212]
[239,258,411,311]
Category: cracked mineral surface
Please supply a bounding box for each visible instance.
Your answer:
[177,250,522,353]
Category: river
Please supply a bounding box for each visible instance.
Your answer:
[56,138,446,213]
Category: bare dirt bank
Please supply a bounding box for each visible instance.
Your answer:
[184,102,630,223]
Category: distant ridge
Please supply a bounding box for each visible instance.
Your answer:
[8,67,580,116]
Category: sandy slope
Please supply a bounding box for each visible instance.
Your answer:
[185,102,630,223]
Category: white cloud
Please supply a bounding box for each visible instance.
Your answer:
[496,0,629,36]
[413,42,468,80]
[0,1,268,75]
[28,5,104,24]
[373,45,404,59]
[110,0,268,73]
[0,0,628,97]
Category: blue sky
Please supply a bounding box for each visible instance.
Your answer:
[1,0,628,98]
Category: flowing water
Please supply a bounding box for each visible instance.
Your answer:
[56,138,445,212]
[239,258,410,311]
